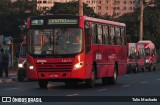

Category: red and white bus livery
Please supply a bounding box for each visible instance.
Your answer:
[138,40,157,71]
[26,15,127,88]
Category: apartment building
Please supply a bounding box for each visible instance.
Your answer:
[36,0,136,17]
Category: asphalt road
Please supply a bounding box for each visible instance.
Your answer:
[1,69,160,105]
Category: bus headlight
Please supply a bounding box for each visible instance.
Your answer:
[73,62,84,70]
[18,63,24,68]
[146,60,150,63]
[29,65,34,70]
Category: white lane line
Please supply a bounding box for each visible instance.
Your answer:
[5,88,19,91]
[122,85,130,87]
[98,88,108,91]
[140,81,148,84]
[67,94,79,96]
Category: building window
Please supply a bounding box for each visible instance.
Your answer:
[98,6,101,10]
[43,0,47,3]
[106,0,108,4]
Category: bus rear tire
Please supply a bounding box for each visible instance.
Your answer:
[102,77,108,85]
[108,65,118,85]
[38,80,48,88]
[18,76,25,82]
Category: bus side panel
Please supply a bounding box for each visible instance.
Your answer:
[118,46,127,75]
[26,54,38,80]
[92,45,116,78]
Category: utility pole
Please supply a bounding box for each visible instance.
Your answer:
[79,0,83,16]
[139,0,144,41]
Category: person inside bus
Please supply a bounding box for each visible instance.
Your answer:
[41,35,53,54]
[71,34,82,53]
[55,32,68,54]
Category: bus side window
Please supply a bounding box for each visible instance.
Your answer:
[108,26,115,45]
[97,24,103,44]
[121,28,126,46]
[103,25,109,44]
[115,27,121,45]
[92,23,98,44]
[85,21,91,53]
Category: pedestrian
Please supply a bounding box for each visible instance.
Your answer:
[0,49,4,79]
[3,51,9,78]
[0,49,9,78]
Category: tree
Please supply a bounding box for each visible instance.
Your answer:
[49,1,98,17]
[0,0,40,38]
[116,2,160,49]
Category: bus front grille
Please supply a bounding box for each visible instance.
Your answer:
[36,62,72,72]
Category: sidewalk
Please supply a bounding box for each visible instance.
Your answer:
[8,67,17,77]
[0,67,17,83]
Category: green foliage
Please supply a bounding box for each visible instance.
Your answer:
[0,0,40,38]
[117,6,160,49]
[49,1,98,17]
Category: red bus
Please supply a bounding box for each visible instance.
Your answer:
[17,36,27,81]
[127,43,146,73]
[127,43,138,73]
[138,40,157,71]
[136,43,146,72]
[26,15,127,88]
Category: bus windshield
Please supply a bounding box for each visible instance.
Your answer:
[19,44,26,57]
[28,28,82,55]
[145,48,150,56]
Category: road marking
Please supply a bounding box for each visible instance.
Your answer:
[5,88,19,91]
[157,78,160,81]
[67,94,79,96]
[122,85,130,87]
[140,81,148,84]
[98,88,108,91]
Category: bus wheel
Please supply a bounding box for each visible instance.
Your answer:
[102,77,108,85]
[38,80,48,88]
[142,67,145,72]
[65,80,77,88]
[85,67,96,88]
[148,67,152,72]
[153,67,156,71]
[108,65,117,85]
[134,66,138,73]
[18,76,24,82]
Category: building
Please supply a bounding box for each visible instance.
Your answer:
[85,0,136,17]
[37,0,76,10]
[36,0,136,17]
[11,0,155,17]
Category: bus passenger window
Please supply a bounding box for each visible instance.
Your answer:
[97,25,102,44]
[115,27,121,45]
[103,25,109,44]
[121,28,126,45]
[109,26,115,45]
[92,24,97,44]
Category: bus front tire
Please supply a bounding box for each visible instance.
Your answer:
[38,80,48,88]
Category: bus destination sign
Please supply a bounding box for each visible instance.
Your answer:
[31,19,44,25]
[48,19,78,25]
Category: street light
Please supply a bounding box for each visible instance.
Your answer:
[139,0,153,41]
